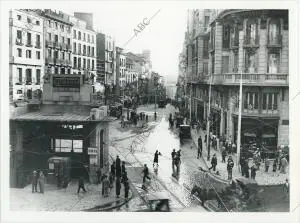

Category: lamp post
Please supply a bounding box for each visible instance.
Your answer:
[206,75,212,161]
[236,70,243,170]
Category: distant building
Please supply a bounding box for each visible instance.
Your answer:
[96,33,116,86]
[9,9,45,102]
[70,15,97,87]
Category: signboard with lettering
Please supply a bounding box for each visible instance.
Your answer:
[88,147,98,155]
[53,77,80,88]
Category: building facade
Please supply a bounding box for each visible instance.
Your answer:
[40,10,73,78]
[9,9,45,101]
[70,15,97,85]
[96,33,116,86]
[184,9,289,147]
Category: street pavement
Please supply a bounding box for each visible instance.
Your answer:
[10,179,132,211]
[110,104,208,212]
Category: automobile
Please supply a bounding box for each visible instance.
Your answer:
[47,156,71,187]
[179,124,191,144]
[145,192,170,212]
[176,115,184,128]
[109,103,123,118]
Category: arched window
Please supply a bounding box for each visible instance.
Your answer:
[268,19,281,45]
[245,19,258,45]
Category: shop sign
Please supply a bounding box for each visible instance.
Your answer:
[53,77,80,88]
[88,147,98,155]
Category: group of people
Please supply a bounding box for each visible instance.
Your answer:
[31,170,46,194]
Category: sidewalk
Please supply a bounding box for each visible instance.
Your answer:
[10,179,132,211]
[190,128,289,186]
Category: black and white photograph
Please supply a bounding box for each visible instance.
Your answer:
[1,1,299,223]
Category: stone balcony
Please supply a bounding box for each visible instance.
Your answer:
[212,73,288,86]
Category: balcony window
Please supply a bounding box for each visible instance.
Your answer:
[73,30,76,39]
[78,43,81,54]
[233,52,239,72]
[244,92,258,110]
[26,50,31,58]
[48,49,52,58]
[268,20,281,45]
[268,53,279,73]
[55,22,58,29]
[245,50,257,73]
[92,47,94,57]
[17,48,22,57]
[61,36,65,43]
[83,59,86,69]
[78,58,81,68]
[36,34,41,47]
[203,62,208,74]
[210,26,215,49]
[78,31,81,40]
[27,32,32,46]
[92,60,94,70]
[36,51,40,59]
[230,26,239,47]
[222,25,230,49]
[203,39,209,58]
[83,33,86,41]
[83,45,86,55]
[67,38,71,45]
[18,68,22,83]
[54,50,58,59]
[88,46,90,56]
[73,56,77,67]
[68,53,71,60]
[211,54,215,74]
[26,69,32,84]
[17,30,22,40]
[263,93,278,111]
[62,51,65,60]
[36,69,41,84]
[222,56,229,73]
[73,43,76,53]
[245,20,258,45]
[87,59,90,69]
[55,35,58,43]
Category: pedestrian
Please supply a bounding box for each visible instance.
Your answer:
[228,142,232,154]
[221,147,227,163]
[116,156,121,178]
[116,177,121,198]
[146,115,148,122]
[38,171,45,194]
[122,170,128,184]
[124,180,130,200]
[280,155,288,174]
[77,176,86,194]
[31,170,38,193]
[108,172,114,190]
[141,164,151,183]
[171,149,176,172]
[153,150,162,168]
[273,159,278,176]
[209,154,217,172]
[154,112,157,121]
[265,157,270,172]
[240,156,245,176]
[283,179,289,194]
[102,175,110,197]
[121,161,126,175]
[110,161,116,181]
[197,136,202,159]
[174,154,181,174]
[227,157,234,180]
[244,159,250,178]
[96,167,102,184]
[121,115,125,128]
[250,165,257,180]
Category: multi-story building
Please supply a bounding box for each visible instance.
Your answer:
[38,10,73,78]
[116,48,127,96]
[184,9,289,147]
[96,33,116,86]
[9,9,44,102]
[70,15,97,84]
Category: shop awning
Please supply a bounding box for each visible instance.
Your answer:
[10,112,115,123]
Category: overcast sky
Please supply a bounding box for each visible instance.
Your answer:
[63,3,187,83]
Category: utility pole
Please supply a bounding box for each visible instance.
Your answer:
[206,75,212,161]
[189,84,192,123]
[236,70,243,170]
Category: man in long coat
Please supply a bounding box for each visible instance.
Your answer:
[116,156,121,178]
